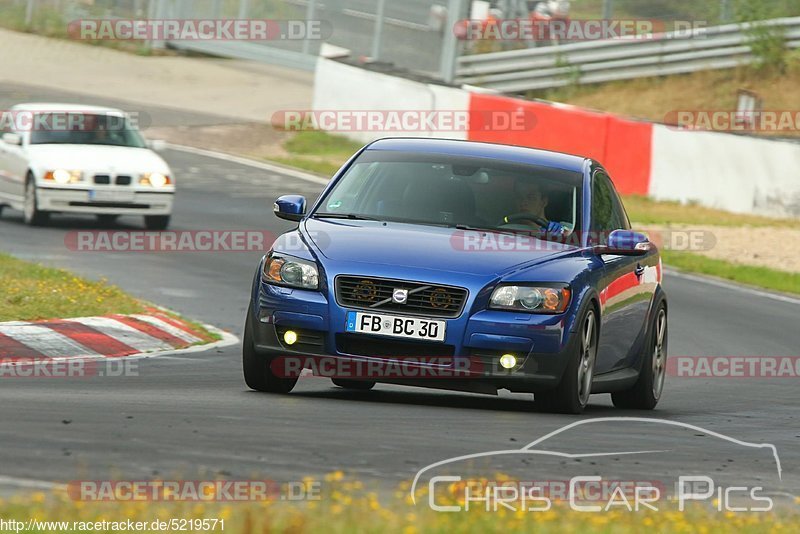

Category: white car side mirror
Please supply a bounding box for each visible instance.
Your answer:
[2,132,22,146]
[147,139,167,152]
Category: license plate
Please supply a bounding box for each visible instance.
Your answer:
[346,311,446,342]
[89,190,135,203]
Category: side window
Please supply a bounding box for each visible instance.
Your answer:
[591,171,625,243]
[608,177,631,231]
[591,172,615,231]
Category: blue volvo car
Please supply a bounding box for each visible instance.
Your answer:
[243,138,667,414]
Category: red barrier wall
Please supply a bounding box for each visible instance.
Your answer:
[468,93,652,195]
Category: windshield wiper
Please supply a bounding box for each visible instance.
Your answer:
[312,213,382,221]
[454,224,520,236]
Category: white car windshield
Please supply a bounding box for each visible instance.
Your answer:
[28,113,147,148]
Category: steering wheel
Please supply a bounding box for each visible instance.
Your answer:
[501,212,550,229]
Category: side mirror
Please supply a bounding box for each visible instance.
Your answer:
[147,139,167,152]
[274,195,307,222]
[2,132,22,146]
[596,229,652,256]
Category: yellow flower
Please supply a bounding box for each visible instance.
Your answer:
[325,471,345,482]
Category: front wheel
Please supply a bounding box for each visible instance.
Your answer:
[242,304,297,394]
[144,215,170,230]
[24,178,49,226]
[611,303,667,410]
[536,307,598,414]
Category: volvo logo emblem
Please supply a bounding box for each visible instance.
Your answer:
[392,289,409,304]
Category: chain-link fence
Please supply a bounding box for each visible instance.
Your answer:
[0,0,457,77]
[4,0,800,79]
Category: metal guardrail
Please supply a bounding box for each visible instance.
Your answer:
[456,17,800,93]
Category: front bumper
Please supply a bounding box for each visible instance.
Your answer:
[37,186,174,215]
[251,279,579,394]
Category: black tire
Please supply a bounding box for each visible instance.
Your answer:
[612,301,668,410]
[536,306,598,414]
[242,304,297,394]
[332,379,376,391]
[23,176,49,226]
[96,214,119,226]
[144,215,170,230]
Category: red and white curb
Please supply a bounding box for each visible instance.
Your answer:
[0,311,237,361]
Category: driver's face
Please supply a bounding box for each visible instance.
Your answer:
[516,182,548,217]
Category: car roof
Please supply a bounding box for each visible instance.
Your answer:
[10,103,126,115]
[366,138,588,173]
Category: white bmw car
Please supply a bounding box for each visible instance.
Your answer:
[0,103,174,229]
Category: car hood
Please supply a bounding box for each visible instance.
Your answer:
[26,144,170,173]
[303,218,575,277]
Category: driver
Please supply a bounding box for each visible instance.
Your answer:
[505,179,568,234]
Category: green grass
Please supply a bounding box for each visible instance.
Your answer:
[0,5,156,55]
[0,254,223,344]
[284,130,363,157]
[269,131,363,177]
[662,250,800,295]
[624,196,800,228]
[0,253,145,322]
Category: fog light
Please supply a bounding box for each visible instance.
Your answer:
[283,330,298,346]
[499,354,517,369]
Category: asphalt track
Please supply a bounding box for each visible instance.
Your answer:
[0,93,798,503]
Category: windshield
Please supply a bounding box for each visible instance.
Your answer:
[28,113,147,148]
[315,150,583,236]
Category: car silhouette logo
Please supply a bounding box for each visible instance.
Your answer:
[392,289,409,304]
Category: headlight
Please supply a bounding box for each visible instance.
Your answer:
[262,253,319,290]
[140,172,171,187]
[489,284,571,314]
[44,169,82,184]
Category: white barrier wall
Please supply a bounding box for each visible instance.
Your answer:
[312,59,469,144]
[313,59,800,218]
[650,124,800,218]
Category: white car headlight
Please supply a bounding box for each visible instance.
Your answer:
[140,172,171,187]
[262,253,319,290]
[489,284,571,314]
[44,169,83,184]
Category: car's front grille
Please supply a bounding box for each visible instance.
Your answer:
[116,175,132,185]
[335,276,468,318]
[94,175,111,185]
[336,334,455,359]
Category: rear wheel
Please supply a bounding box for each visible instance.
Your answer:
[242,304,297,394]
[144,215,170,230]
[536,308,598,414]
[612,303,667,410]
[24,177,49,226]
[332,379,376,391]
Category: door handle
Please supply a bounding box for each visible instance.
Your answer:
[634,264,645,277]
